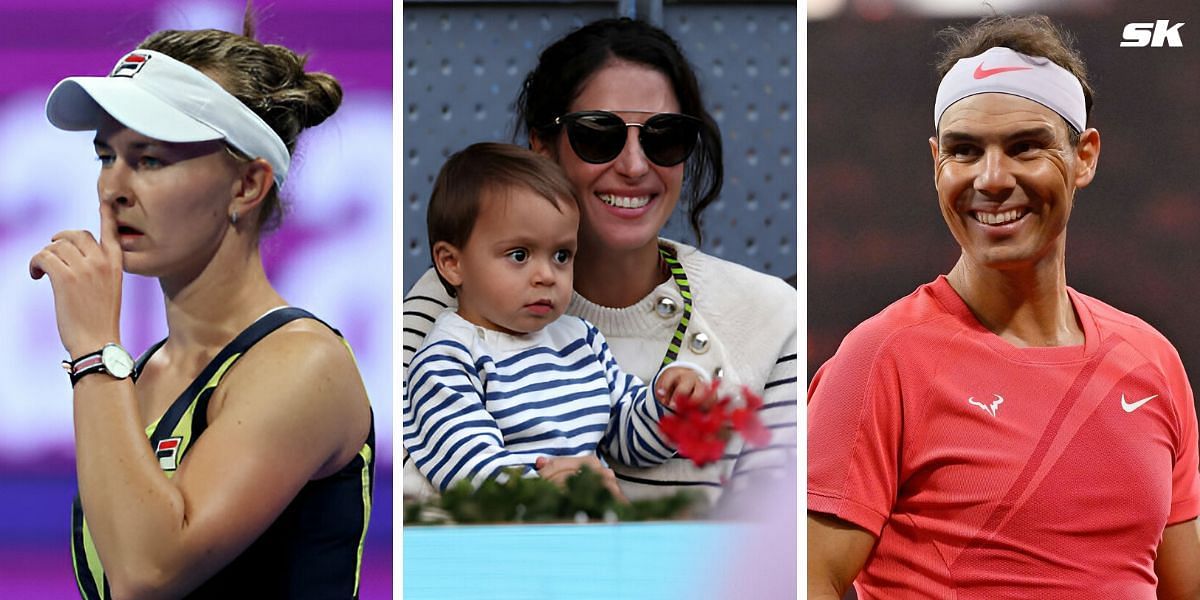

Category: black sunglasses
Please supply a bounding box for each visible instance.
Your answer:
[551,110,702,167]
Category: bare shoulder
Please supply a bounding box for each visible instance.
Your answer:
[209,317,371,476]
[259,317,359,365]
[225,318,365,398]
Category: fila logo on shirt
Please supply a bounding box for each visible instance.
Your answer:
[967,394,1004,418]
[156,437,183,471]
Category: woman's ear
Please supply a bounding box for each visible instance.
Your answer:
[230,158,274,221]
[432,240,464,289]
[529,130,555,159]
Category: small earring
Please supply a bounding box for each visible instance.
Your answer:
[230,211,239,225]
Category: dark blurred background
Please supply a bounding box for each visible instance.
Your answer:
[809,0,1200,390]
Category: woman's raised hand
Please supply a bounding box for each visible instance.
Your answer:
[29,202,124,358]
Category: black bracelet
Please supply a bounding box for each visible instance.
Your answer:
[62,352,106,387]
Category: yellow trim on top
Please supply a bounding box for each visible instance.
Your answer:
[354,442,373,595]
[71,516,88,599]
[204,353,242,391]
[81,516,106,599]
[340,337,360,364]
[139,352,241,437]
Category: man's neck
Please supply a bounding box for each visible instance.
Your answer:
[946,254,1084,348]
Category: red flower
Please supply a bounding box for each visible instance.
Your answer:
[659,383,769,466]
[731,386,770,446]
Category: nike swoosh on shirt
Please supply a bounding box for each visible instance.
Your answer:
[1121,393,1158,413]
[973,64,1034,79]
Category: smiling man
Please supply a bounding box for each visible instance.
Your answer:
[807,15,1200,599]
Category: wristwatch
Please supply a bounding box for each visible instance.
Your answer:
[62,343,135,387]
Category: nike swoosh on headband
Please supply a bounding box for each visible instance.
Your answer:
[973,64,1034,79]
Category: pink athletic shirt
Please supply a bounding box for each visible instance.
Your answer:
[809,276,1200,599]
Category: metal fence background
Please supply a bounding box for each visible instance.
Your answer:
[401,1,798,292]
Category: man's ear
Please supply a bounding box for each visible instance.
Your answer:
[230,158,274,222]
[1073,128,1101,190]
[432,240,464,288]
[928,136,940,187]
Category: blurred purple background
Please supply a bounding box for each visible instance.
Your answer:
[0,0,392,597]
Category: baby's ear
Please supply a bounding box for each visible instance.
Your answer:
[432,241,464,287]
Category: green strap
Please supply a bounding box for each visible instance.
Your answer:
[659,245,692,368]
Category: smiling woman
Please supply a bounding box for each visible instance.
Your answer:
[402,18,797,508]
[29,14,374,600]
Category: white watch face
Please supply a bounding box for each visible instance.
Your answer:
[101,344,135,379]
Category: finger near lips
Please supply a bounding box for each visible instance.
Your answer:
[98,202,122,253]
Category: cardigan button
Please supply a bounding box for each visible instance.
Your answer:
[655,296,678,318]
[689,332,710,354]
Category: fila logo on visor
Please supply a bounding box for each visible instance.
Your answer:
[973,63,1033,79]
[111,52,151,78]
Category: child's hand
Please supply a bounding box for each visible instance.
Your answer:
[655,366,715,409]
[535,455,627,503]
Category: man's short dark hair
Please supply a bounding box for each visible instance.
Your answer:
[426,142,578,296]
[936,14,1094,143]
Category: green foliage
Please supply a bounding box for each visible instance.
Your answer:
[405,466,698,525]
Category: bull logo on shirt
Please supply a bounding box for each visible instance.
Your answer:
[968,394,1004,417]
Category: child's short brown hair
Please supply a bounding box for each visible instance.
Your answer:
[426,142,578,296]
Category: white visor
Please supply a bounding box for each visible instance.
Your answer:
[45,49,290,189]
[934,46,1086,134]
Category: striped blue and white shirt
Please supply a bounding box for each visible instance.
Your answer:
[404,311,677,492]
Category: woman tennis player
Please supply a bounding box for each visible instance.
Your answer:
[30,20,374,600]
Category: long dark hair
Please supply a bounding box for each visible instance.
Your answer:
[514,17,723,245]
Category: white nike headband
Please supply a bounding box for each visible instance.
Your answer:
[934,46,1086,134]
[45,49,290,189]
